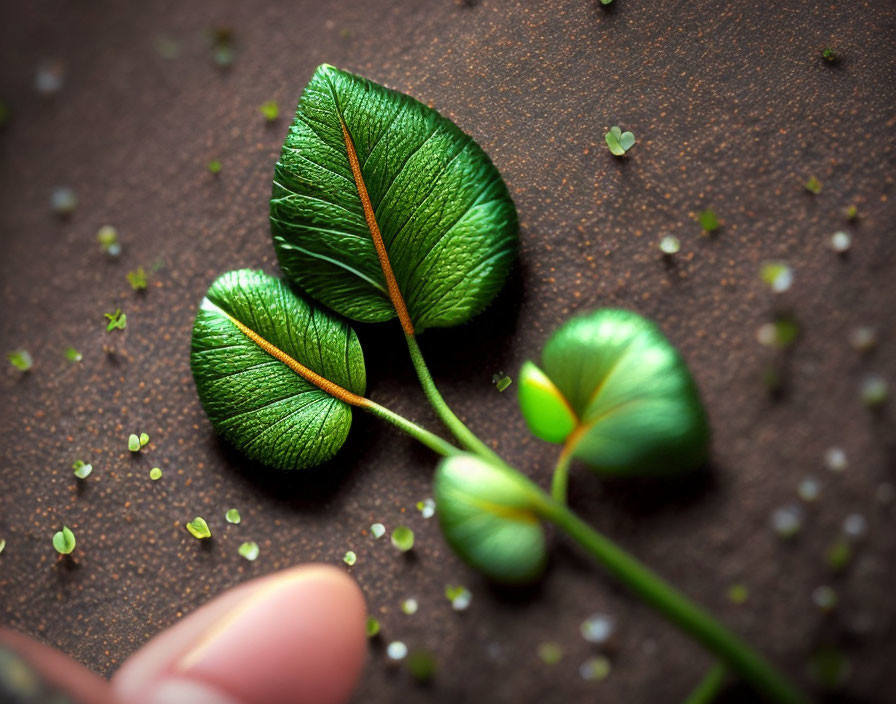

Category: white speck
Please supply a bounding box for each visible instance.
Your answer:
[842,513,867,540]
[830,231,852,253]
[824,447,847,473]
[771,504,803,539]
[812,585,837,612]
[35,61,64,95]
[580,613,616,645]
[860,374,888,407]
[658,235,680,255]
[450,588,472,611]
[370,523,385,539]
[401,598,418,615]
[848,326,877,352]
[756,323,777,347]
[798,477,821,502]
[417,498,436,519]
[386,641,408,661]
[579,656,611,682]
[51,187,77,215]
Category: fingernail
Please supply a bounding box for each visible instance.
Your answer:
[141,566,365,704]
[0,645,76,704]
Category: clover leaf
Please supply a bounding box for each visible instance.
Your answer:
[605,126,635,156]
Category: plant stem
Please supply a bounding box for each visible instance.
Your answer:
[540,501,805,704]
[364,401,460,458]
[404,332,507,467]
[683,663,728,704]
[551,447,573,504]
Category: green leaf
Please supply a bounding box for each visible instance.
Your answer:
[53,526,76,555]
[605,126,634,156]
[698,208,719,232]
[270,64,518,333]
[105,308,127,331]
[518,309,709,476]
[238,541,259,561]
[186,516,211,540]
[433,453,547,583]
[72,460,93,479]
[225,508,241,524]
[190,269,366,470]
[7,350,32,371]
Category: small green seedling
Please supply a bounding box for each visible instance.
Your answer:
[127,267,148,291]
[391,525,414,552]
[186,517,211,539]
[139,432,150,447]
[825,538,851,571]
[208,160,222,174]
[105,308,127,331]
[0,538,6,554]
[8,350,32,371]
[260,100,279,121]
[343,550,357,565]
[406,650,437,683]
[698,208,720,233]
[370,523,385,538]
[844,205,858,221]
[128,434,141,452]
[804,176,822,194]
[149,467,162,480]
[820,48,839,64]
[65,346,82,362]
[96,226,121,256]
[760,262,793,293]
[605,126,635,156]
[238,541,259,561]
[72,460,93,479]
[53,526,76,555]
[492,372,512,392]
[537,642,563,665]
[225,508,241,524]
[728,584,749,604]
[365,616,380,637]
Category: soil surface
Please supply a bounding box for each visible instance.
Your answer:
[1,1,894,702]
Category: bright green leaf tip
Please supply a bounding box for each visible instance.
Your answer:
[186,517,211,540]
[517,361,577,443]
[239,541,259,561]
[149,467,162,481]
[225,508,241,524]
[53,526,76,555]
[391,525,414,552]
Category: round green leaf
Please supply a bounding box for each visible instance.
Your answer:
[519,309,709,476]
[517,361,577,443]
[190,269,366,470]
[52,526,76,555]
[434,453,547,583]
[271,64,518,332]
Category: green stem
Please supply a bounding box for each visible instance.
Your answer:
[404,333,507,467]
[551,449,572,504]
[683,663,728,704]
[540,501,805,704]
[364,401,460,458]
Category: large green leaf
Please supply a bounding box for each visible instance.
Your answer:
[434,453,547,583]
[190,269,366,471]
[518,309,710,476]
[270,64,518,333]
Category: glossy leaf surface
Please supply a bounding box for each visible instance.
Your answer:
[190,269,366,471]
[271,64,518,332]
[434,453,547,583]
[519,309,709,476]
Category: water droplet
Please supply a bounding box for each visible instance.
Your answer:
[797,477,821,502]
[830,231,851,253]
[579,655,612,682]
[842,513,867,540]
[370,523,385,539]
[580,613,616,645]
[416,498,436,519]
[771,504,803,539]
[386,641,408,661]
[446,585,472,611]
[658,235,680,255]
[824,447,847,473]
[812,585,837,612]
[401,598,418,615]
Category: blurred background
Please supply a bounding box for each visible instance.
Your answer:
[1,1,894,701]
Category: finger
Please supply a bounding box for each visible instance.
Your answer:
[112,564,367,704]
[0,629,116,704]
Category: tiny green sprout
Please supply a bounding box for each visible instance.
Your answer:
[401,598,418,615]
[807,647,851,690]
[238,541,259,561]
[844,205,858,221]
[139,432,150,447]
[260,100,279,121]
[820,48,839,64]
[128,434,141,452]
[149,467,162,481]
[53,526,76,555]
[416,498,436,519]
[728,583,749,605]
[72,460,93,479]
[7,350,32,372]
[127,267,148,291]
[344,550,357,566]
[96,225,121,256]
[756,315,799,349]
[579,655,612,682]
[405,650,437,683]
[605,125,635,156]
[0,538,6,554]
[804,176,822,194]
[225,508,241,524]
[208,159,222,174]
[370,523,385,539]
[445,584,472,611]
[537,641,563,665]
[186,517,211,540]
[860,374,888,407]
[760,261,793,293]
[600,0,614,5]
[697,208,719,233]
[365,616,380,638]
[105,308,127,331]
[825,537,851,571]
[65,346,82,362]
[492,372,513,392]
[658,235,680,255]
[391,525,415,552]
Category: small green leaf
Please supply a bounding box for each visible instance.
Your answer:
[238,541,259,560]
[149,467,162,480]
[271,64,518,332]
[65,346,82,362]
[260,100,279,121]
[186,517,211,540]
[7,350,32,371]
[804,176,822,194]
[434,453,547,583]
[208,159,222,174]
[0,538,5,554]
[97,225,120,255]
[190,269,366,471]
[53,526,76,555]
[139,432,150,447]
[72,460,93,479]
[492,372,513,392]
[519,309,709,476]
[365,616,380,637]
[127,267,148,291]
[390,525,414,552]
[128,434,141,452]
[537,642,563,665]
[825,538,851,571]
[759,262,793,293]
[445,584,472,610]
[605,126,634,156]
[343,550,357,565]
[728,583,749,604]
[225,508,241,524]
[370,523,385,538]
[405,650,437,683]
[105,308,127,331]
[698,208,719,233]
